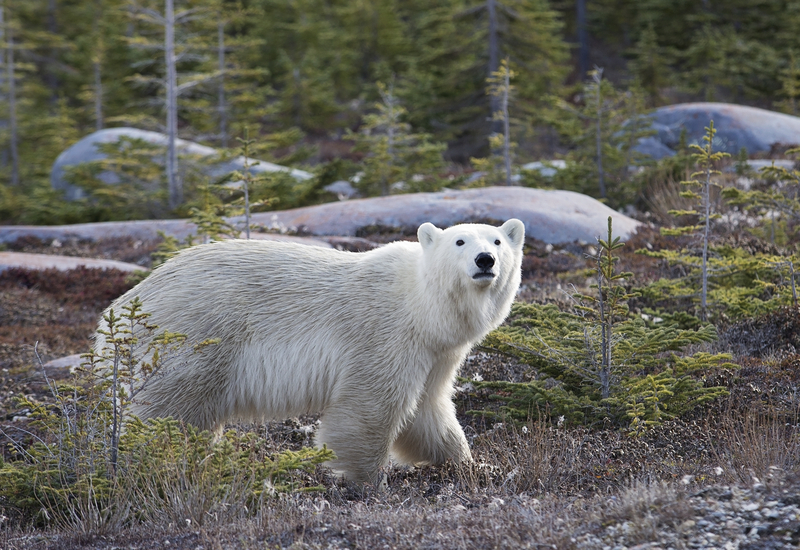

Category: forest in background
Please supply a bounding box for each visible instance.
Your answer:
[1,0,800,223]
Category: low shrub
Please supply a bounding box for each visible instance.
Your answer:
[0,301,333,531]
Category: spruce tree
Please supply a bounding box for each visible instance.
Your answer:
[777,50,800,116]
[125,0,222,209]
[568,0,786,105]
[474,217,733,429]
[660,121,730,321]
[349,81,445,196]
[639,125,800,320]
[400,0,568,161]
[331,0,410,89]
[3,4,19,186]
[544,71,652,202]
[251,0,342,132]
[0,0,79,190]
[628,23,673,107]
[471,58,516,186]
[186,0,269,147]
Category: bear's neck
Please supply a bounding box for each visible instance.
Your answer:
[414,269,503,349]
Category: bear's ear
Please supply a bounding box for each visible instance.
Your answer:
[417,222,442,250]
[501,219,525,248]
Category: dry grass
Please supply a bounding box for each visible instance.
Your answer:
[2,406,799,549]
[643,166,696,227]
[592,479,693,545]
[710,404,800,487]
[2,241,800,548]
[463,421,584,495]
[641,161,741,231]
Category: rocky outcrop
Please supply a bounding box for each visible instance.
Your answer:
[638,103,800,158]
[1,187,641,246]
[0,252,147,272]
[51,127,313,201]
[0,222,332,247]
[251,187,641,243]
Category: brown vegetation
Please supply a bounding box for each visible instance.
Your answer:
[1,232,798,549]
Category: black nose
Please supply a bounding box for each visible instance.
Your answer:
[475,252,495,270]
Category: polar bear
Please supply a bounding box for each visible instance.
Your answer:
[96,219,525,484]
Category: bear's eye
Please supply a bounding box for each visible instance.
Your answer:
[456,239,465,246]
[494,239,501,245]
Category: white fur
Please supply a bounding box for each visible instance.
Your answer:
[96,219,525,483]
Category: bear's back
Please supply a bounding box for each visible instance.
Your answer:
[114,239,422,350]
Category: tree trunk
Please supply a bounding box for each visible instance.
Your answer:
[0,7,6,170]
[576,0,588,77]
[487,0,501,137]
[594,70,606,198]
[94,58,103,131]
[44,0,59,102]
[93,0,103,131]
[292,66,301,128]
[217,19,227,148]
[165,0,181,209]
[597,259,610,400]
[6,16,18,186]
[385,92,395,197]
[502,65,511,186]
[701,163,710,321]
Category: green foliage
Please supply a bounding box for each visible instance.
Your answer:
[660,121,730,235]
[723,147,800,245]
[627,23,674,107]
[473,218,733,430]
[179,1,272,147]
[398,0,569,161]
[641,126,800,321]
[1,0,799,223]
[541,72,653,203]
[0,302,333,529]
[637,247,800,320]
[471,59,517,187]
[681,24,779,102]
[1,413,333,529]
[59,127,318,248]
[63,137,174,220]
[583,0,786,103]
[478,304,732,430]
[650,121,730,321]
[348,81,446,196]
[776,50,800,116]
[223,130,282,239]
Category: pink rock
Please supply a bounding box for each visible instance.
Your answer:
[42,354,84,372]
[251,187,641,243]
[0,187,641,246]
[0,219,196,244]
[0,252,146,273]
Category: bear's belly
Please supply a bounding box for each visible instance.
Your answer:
[224,338,346,420]
[221,333,435,424]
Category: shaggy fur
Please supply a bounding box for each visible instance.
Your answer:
[96,219,525,483]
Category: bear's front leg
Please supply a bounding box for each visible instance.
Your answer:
[314,404,396,485]
[390,388,471,467]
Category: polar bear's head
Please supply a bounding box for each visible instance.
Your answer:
[417,219,525,290]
